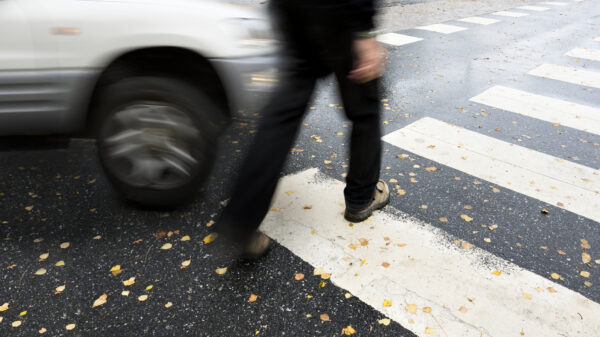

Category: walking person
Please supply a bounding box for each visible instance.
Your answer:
[217,0,389,258]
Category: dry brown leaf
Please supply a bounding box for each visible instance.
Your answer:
[92,293,107,308]
[295,273,304,281]
[541,208,549,214]
[248,294,258,302]
[303,205,312,210]
[320,313,330,322]
[359,238,369,246]
[382,262,390,268]
[422,307,432,313]
[581,239,591,249]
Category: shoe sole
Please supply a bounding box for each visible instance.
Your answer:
[343,196,390,223]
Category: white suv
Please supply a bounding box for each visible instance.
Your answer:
[0,0,278,206]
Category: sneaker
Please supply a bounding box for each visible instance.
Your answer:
[344,180,390,222]
[241,230,272,259]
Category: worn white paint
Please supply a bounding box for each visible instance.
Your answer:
[540,1,569,6]
[566,48,600,61]
[377,33,424,46]
[415,23,467,34]
[529,63,600,89]
[457,17,500,25]
[382,117,600,223]
[492,11,529,17]
[517,5,550,11]
[470,85,600,135]
[261,168,600,337]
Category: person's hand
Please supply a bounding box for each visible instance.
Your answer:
[348,37,386,84]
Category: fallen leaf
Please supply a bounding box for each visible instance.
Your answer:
[320,313,330,321]
[359,238,369,246]
[522,292,532,300]
[206,220,215,227]
[397,189,406,195]
[160,243,172,250]
[60,242,70,249]
[582,252,591,264]
[215,267,227,275]
[461,242,473,250]
[405,303,416,313]
[378,318,391,326]
[55,285,65,294]
[249,294,258,302]
[541,208,549,214]
[551,273,562,280]
[39,252,49,261]
[180,235,191,242]
[146,285,153,291]
[458,306,468,313]
[271,207,281,212]
[345,293,352,299]
[314,267,325,276]
[420,205,428,209]
[295,273,305,280]
[109,265,122,276]
[0,303,9,312]
[492,270,501,276]
[383,299,393,307]
[181,260,191,269]
[93,235,101,240]
[539,246,548,250]
[55,260,65,267]
[397,243,407,247]
[557,250,566,255]
[123,277,136,286]
[425,327,436,335]
[425,167,437,172]
[138,295,148,302]
[203,233,218,244]
[381,262,390,268]
[92,293,107,308]
[25,205,34,211]
[488,225,498,231]
[492,187,500,193]
[360,259,366,266]
[165,302,173,308]
[121,290,130,296]
[584,281,592,287]
[484,238,491,243]
[19,310,26,316]
[348,243,357,250]
[460,214,473,222]
[580,271,590,278]
[439,217,448,223]
[581,239,591,249]
[35,268,46,275]
[65,323,75,330]
[303,205,312,210]
[547,287,557,293]
[319,281,326,287]
[341,326,356,335]
[39,327,47,334]
[422,307,432,313]
[12,320,22,327]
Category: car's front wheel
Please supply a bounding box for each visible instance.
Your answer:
[94,76,222,207]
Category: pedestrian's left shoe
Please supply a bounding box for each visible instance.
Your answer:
[344,180,390,222]
[241,230,272,260]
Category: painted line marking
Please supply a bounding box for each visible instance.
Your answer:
[540,1,570,5]
[517,5,550,11]
[528,63,600,89]
[595,36,600,42]
[262,168,600,337]
[492,11,529,17]
[415,23,467,34]
[566,48,600,61]
[470,85,600,135]
[377,33,423,46]
[457,16,500,25]
[382,117,600,223]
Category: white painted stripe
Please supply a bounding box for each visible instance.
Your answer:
[540,1,569,5]
[382,117,600,223]
[492,11,529,17]
[415,23,467,34]
[595,36,600,42]
[457,16,500,25]
[377,33,423,46]
[262,169,600,337]
[566,47,600,61]
[529,63,600,89]
[470,85,600,135]
[517,5,550,11]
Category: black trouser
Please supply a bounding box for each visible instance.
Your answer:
[217,1,381,242]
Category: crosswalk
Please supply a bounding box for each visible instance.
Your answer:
[265,1,599,336]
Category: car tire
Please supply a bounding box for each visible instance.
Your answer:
[94,76,222,207]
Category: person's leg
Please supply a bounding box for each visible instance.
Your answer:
[335,71,382,210]
[217,74,316,244]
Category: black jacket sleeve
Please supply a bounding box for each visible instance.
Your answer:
[347,0,376,33]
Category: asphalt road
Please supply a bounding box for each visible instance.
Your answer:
[1,0,599,336]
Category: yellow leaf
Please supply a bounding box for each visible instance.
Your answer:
[389,178,398,183]
[320,313,330,321]
[24,205,34,211]
[420,205,428,209]
[383,299,393,307]
[422,307,432,313]
[492,270,501,276]
[345,293,353,299]
[557,250,566,255]
[39,253,49,261]
[160,243,172,250]
[580,271,590,278]
[110,265,121,272]
[56,285,66,293]
[319,281,326,287]
[460,214,473,222]
[313,267,325,276]
[66,323,76,330]
[551,273,562,280]
[378,318,391,326]
[248,294,258,302]
[360,259,366,266]
[181,260,191,268]
[341,325,356,335]
[180,235,191,242]
[165,302,173,308]
[215,267,228,275]
[92,293,107,308]
[582,252,591,264]
[138,294,148,302]
[19,311,26,316]
[580,239,591,249]
[397,154,409,159]
[584,281,592,287]
[123,276,136,286]
[596,259,600,264]
[0,302,9,312]
[146,285,153,291]
[522,292,532,300]
[488,224,498,231]
[12,320,22,327]
[35,268,46,275]
[203,233,218,244]
[294,273,304,281]
[397,189,406,196]
[492,187,500,193]
[60,242,70,249]
[206,220,215,227]
[425,327,436,335]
